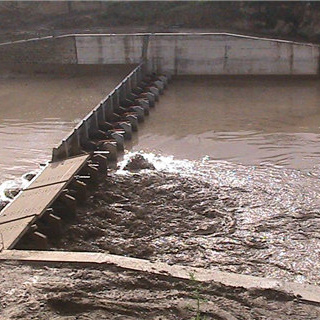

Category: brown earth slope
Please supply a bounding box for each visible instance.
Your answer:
[0,2,320,43]
[1,261,320,320]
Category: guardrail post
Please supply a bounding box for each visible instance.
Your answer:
[115,89,120,112]
[132,70,137,89]
[100,103,106,122]
[62,140,69,158]
[105,95,113,121]
[128,74,132,94]
[93,110,99,128]
[122,82,127,103]
[84,120,89,140]
[116,88,120,106]
[75,128,81,153]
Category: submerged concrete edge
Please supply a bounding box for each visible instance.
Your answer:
[1,249,319,304]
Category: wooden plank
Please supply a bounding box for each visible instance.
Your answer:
[0,183,65,224]
[0,155,90,249]
[0,218,35,250]
[26,154,89,190]
[1,250,320,304]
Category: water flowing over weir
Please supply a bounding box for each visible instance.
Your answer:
[0,65,134,195]
[2,33,320,319]
[0,60,167,251]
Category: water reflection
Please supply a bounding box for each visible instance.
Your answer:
[133,77,320,169]
[0,65,133,183]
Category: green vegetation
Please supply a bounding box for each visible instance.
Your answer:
[189,272,207,320]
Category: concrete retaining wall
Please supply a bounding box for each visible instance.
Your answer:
[0,33,319,75]
[148,34,320,75]
[75,33,320,75]
[76,35,144,65]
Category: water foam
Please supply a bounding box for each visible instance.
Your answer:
[0,170,40,202]
[117,151,195,175]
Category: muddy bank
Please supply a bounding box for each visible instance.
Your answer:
[1,2,320,42]
[47,154,320,285]
[1,261,320,320]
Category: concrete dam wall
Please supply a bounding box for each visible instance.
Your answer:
[0,33,319,75]
[76,33,320,76]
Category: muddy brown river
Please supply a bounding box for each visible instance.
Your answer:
[2,75,320,280]
[47,76,320,285]
[2,75,312,285]
[0,65,133,191]
[2,74,320,319]
[132,77,320,169]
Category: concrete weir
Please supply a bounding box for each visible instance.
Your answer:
[0,63,169,251]
[0,33,320,308]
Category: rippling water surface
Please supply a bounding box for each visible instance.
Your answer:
[0,65,133,188]
[124,77,320,284]
[2,73,320,284]
[132,77,320,169]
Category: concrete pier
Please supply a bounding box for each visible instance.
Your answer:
[1,250,320,304]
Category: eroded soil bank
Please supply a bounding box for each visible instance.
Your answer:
[1,261,320,320]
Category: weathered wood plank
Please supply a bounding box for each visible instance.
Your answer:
[0,183,66,224]
[0,218,35,250]
[26,154,89,190]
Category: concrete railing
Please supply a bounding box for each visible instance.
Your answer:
[51,62,146,161]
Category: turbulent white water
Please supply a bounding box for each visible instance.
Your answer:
[51,150,320,285]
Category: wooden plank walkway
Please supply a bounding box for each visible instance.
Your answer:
[0,218,35,250]
[26,154,89,190]
[0,154,90,250]
[1,249,320,304]
[0,183,65,224]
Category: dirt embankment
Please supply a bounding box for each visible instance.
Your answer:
[1,261,320,320]
[0,2,320,43]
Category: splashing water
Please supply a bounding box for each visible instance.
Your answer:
[79,151,320,285]
[0,170,40,202]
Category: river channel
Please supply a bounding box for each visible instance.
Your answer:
[132,76,320,169]
[0,65,133,192]
[2,73,320,284]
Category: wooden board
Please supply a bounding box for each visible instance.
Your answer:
[0,183,65,224]
[26,154,89,190]
[0,155,89,250]
[0,217,35,250]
